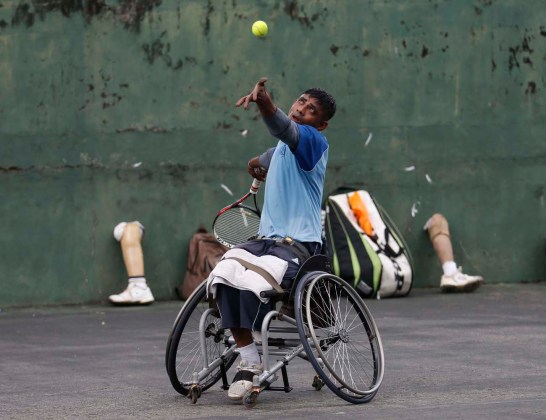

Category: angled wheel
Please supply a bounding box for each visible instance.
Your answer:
[166,280,237,395]
[294,272,385,404]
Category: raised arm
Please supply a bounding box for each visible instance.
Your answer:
[235,77,276,118]
[236,78,300,151]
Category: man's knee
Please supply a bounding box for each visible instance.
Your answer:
[425,213,450,241]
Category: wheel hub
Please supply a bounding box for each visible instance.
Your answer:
[338,328,349,343]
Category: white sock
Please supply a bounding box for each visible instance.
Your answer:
[129,277,146,286]
[442,261,458,276]
[238,342,260,365]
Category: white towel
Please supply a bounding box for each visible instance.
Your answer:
[207,248,288,303]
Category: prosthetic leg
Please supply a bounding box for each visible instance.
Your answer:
[424,213,483,293]
[109,221,155,305]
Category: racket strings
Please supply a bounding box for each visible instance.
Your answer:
[214,207,260,247]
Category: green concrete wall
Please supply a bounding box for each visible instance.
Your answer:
[1,0,545,306]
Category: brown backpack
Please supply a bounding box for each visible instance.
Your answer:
[176,228,228,300]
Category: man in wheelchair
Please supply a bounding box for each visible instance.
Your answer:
[210,77,337,401]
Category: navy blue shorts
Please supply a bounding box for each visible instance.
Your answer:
[216,239,320,331]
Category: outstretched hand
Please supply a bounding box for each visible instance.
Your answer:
[235,77,269,110]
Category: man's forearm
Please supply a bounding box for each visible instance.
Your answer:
[256,91,277,118]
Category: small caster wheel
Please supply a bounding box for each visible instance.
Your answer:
[312,375,324,391]
[188,385,202,404]
[243,390,259,409]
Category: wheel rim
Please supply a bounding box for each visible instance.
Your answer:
[304,274,384,396]
[167,284,236,394]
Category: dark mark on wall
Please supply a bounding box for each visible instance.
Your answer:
[525,81,536,95]
[214,121,232,129]
[491,59,496,72]
[541,26,546,37]
[475,0,493,14]
[508,47,520,70]
[12,3,34,27]
[203,0,213,36]
[421,45,429,58]
[114,168,154,182]
[160,163,190,180]
[508,34,535,72]
[102,93,123,109]
[330,45,369,57]
[9,0,161,31]
[116,124,168,133]
[283,0,327,28]
[352,45,369,56]
[0,19,8,29]
[522,36,533,53]
[1,163,107,173]
[142,31,184,70]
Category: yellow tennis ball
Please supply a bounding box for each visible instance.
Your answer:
[252,20,268,37]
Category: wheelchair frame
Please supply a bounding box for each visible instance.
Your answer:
[165,254,385,408]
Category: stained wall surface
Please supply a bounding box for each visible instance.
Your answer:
[1,0,544,305]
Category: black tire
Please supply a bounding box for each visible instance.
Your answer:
[166,281,237,395]
[294,272,385,404]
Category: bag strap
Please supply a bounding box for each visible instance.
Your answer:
[224,257,284,293]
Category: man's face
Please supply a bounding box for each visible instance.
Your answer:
[287,94,328,131]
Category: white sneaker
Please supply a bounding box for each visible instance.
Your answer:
[108,282,154,305]
[440,267,483,293]
[227,360,263,401]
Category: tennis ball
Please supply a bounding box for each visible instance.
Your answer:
[252,20,268,37]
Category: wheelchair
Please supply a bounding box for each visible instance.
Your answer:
[165,254,385,408]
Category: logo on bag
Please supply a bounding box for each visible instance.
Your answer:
[392,259,404,290]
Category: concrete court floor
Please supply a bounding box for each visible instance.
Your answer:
[1,283,545,419]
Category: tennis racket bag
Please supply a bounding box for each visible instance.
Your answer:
[324,189,413,298]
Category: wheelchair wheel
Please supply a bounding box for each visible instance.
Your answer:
[166,281,237,395]
[294,272,385,404]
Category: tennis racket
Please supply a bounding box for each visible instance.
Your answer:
[213,179,261,248]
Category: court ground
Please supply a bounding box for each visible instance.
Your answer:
[1,283,545,419]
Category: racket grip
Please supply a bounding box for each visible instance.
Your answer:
[250,179,261,194]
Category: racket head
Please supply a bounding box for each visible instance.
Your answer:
[213,204,261,248]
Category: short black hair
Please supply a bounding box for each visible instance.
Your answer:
[304,87,337,121]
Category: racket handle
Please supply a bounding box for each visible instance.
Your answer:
[250,179,261,194]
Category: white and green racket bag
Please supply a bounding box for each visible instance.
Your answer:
[324,188,414,298]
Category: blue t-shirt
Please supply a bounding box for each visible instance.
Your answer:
[258,124,328,244]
